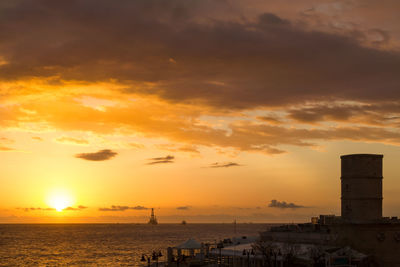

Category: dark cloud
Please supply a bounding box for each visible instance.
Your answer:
[150,155,174,161]
[258,13,290,26]
[147,160,174,165]
[0,0,400,111]
[209,162,241,168]
[209,122,400,154]
[75,149,117,161]
[1,1,400,156]
[176,206,191,210]
[268,199,304,209]
[257,116,283,125]
[99,205,149,212]
[288,105,360,123]
[147,155,175,165]
[286,102,400,127]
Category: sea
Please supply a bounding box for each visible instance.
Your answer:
[0,223,272,266]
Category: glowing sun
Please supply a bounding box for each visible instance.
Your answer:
[46,189,74,212]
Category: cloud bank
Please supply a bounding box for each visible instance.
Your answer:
[209,162,241,168]
[0,1,400,155]
[0,1,399,110]
[99,205,149,212]
[268,199,304,209]
[75,149,118,161]
[147,155,175,165]
[64,205,88,211]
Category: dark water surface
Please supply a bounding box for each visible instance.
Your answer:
[0,223,271,266]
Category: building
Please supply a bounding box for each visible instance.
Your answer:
[341,154,383,223]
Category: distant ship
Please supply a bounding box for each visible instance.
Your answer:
[181,220,187,225]
[148,208,158,225]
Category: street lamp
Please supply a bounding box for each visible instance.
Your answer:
[242,249,255,267]
[268,248,281,267]
[217,241,224,267]
[140,251,163,267]
[172,254,184,267]
[140,254,151,267]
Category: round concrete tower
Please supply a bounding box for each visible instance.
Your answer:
[341,154,383,223]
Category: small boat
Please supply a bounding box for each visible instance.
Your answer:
[181,220,187,225]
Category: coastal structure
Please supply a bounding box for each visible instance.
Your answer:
[341,154,383,223]
[260,154,400,266]
[148,208,158,225]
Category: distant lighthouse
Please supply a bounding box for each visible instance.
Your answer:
[148,208,158,225]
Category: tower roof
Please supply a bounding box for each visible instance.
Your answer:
[341,154,383,159]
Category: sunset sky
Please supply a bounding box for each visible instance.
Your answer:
[1,0,400,223]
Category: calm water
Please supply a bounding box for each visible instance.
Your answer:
[0,223,271,266]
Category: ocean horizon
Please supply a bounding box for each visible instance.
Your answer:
[0,223,272,266]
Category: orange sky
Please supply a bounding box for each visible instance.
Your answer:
[1,0,400,223]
